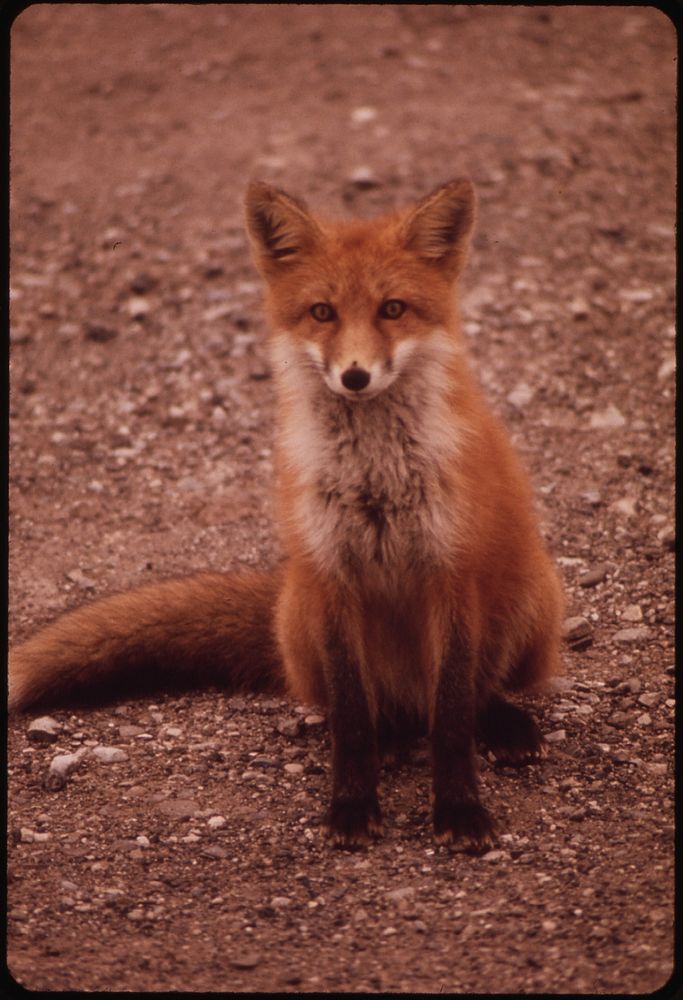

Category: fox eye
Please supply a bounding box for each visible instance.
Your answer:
[379,299,407,320]
[310,302,336,323]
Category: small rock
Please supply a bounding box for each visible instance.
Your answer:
[619,287,654,303]
[276,718,303,738]
[657,525,675,551]
[507,382,534,409]
[85,323,118,343]
[613,627,650,644]
[589,404,626,429]
[229,952,261,970]
[207,815,227,830]
[284,763,304,775]
[621,604,643,623]
[386,887,415,903]
[657,354,675,380]
[202,845,228,860]
[615,677,641,695]
[611,498,637,518]
[569,298,589,319]
[157,799,200,819]
[647,763,668,776]
[545,729,566,744]
[482,849,510,862]
[118,725,146,739]
[579,565,608,588]
[27,716,62,743]
[638,692,660,708]
[271,896,293,908]
[348,166,380,189]
[92,746,128,764]
[637,713,652,727]
[303,714,325,728]
[45,748,90,791]
[562,617,593,650]
[350,106,378,124]
[127,296,151,319]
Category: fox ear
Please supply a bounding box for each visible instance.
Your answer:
[245,182,319,267]
[402,179,476,273]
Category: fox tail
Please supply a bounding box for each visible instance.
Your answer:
[9,569,284,712]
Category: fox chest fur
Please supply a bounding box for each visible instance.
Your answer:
[274,337,463,586]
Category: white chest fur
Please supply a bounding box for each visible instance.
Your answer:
[272,332,464,584]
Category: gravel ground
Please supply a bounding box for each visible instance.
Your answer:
[7,4,676,993]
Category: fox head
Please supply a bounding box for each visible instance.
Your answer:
[245,179,475,400]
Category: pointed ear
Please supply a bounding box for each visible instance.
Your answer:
[245,182,320,268]
[401,179,476,273]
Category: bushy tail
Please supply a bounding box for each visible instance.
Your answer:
[9,569,285,712]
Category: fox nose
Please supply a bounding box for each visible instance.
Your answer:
[341,367,371,392]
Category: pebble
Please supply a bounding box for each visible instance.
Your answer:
[638,692,660,708]
[657,354,676,380]
[350,106,378,124]
[636,713,652,727]
[207,815,227,830]
[507,382,534,408]
[229,952,261,970]
[579,565,608,587]
[545,729,567,743]
[303,714,325,728]
[562,617,593,650]
[118,725,146,738]
[621,604,643,623]
[284,763,304,775]
[126,296,151,319]
[27,716,62,743]
[386,887,415,903]
[157,799,200,819]
[612,627,650,644]
[611,498,637,518]
[92,746,128,764]
[45,747,90,790]
[619,287,654,303]
[277,718,303,738]
[85,323,118,342]
[348,166,380,189]
[615,677,641,694]
[589,404,626,429]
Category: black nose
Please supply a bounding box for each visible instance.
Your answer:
[341,367,371,392]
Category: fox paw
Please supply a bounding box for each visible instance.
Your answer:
[480,698,546,767]
[433,800,496,854]
[328,796,382,849]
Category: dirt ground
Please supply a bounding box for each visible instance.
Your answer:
[6,4,677,994]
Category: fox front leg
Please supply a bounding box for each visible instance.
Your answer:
[431,626,496,853]
[323,628,382,848]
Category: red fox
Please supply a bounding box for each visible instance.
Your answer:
[9,179,564,852]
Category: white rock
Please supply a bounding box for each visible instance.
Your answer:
[92,746,128,764]
[589,404,626,429]
[49,747,90,779]
[507,382,535,409]
[27,716,62,743]
[351,106,378,124]
[658,354,676,380]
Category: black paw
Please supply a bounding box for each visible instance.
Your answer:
[328,796,382,849]
[433,799,496,854]
[479,697,546,766]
